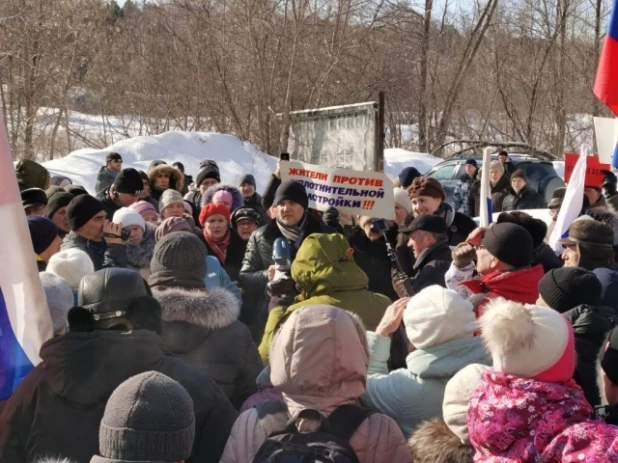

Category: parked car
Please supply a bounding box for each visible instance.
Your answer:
[425,154,565,209]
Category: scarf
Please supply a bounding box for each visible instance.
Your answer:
[276,213,308,248]
[203,228,231,263]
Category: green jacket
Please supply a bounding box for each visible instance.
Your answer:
[16,159,50,191]
[258,233,391,363]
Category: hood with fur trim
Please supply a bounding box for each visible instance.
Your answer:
[201,184,244,211]
[147,164,185,194]
[408,418,473,463]
[125,221,157,270]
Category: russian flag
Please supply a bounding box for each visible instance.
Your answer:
[594,0,618,115]
[479,147,493,227]
[0,111,53,400]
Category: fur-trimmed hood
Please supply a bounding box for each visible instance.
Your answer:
[201,183,244,211]
[125,221,157,269]
[153,286,240,331]
[147,164,185,193]
[409,418,473,463]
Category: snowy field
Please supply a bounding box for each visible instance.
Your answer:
[43,131,441,194]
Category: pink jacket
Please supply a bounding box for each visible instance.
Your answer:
[220,304,411,463]
[469,370,618,462]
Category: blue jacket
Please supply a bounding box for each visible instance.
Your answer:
[362,333,490,437]
[204,256,242,304]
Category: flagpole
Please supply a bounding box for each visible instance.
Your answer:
[479,147,493,227]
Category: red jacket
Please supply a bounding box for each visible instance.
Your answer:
[461,264,544,318]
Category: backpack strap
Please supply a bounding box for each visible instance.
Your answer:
[326,405,375,441]
[254,400,291,438]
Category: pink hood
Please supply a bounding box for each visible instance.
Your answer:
[269,304,368,416]
[469,370,592,461]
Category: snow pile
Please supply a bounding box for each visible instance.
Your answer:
[42,131,439,194]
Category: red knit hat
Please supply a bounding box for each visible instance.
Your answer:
[199,202,231,227]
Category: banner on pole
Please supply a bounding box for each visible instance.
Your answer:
[280,160,394,218]
[563,153,609,187]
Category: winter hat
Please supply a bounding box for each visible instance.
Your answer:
[106,152,122,164]
[601,327,618,385]
[538,268,602,313]
[154,217,193,242]
[274,180,309,210]
[231,206,263,227]
[148,159,166,170]
[212,190,233,208]
[66,195,105,231]
[149,232,208,289]
[47,248,95,291]
[239,174,257,188]
[497,211,547,248]
[481,222,533,268]
[199,202,231,228]
[559,219,615,250]
[403,285,477,349]
[46,192,74,220]
[158,189,185,214]
[407,176,446,201]
[21,188,48,209]
[443,363,490,443]
[50,175,72,187]
[398,167,421,189]
[196,165,221,187]
[113,168,143,195]
[399,214,447,235]
[65,185,88,197]
[129,200,158,219]
[489,160,505,173]
[199,158,219,170]
[27,216,59,255]
[465,159,478,168]
[510,169,528,183]
[45,185,65,198]
[393,187,412,214]
[39,272,73,335]
[97,371,195,462]
[480,298,575,382]
[112,207,145,231]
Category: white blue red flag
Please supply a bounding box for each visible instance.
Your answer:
[595,0,618,115]
[0,111,53,399]
[549,146,588,254]
[479,148,493,227]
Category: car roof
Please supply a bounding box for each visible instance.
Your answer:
[443,154,549,163]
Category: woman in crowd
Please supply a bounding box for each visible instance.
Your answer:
[112,207,157,279]
[202,183,244,213]
[129,199,159,224]
[147,163,184,203]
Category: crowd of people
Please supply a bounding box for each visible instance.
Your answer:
[3,149,618,462]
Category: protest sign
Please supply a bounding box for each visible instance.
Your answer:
[280,160,394,218]
[564,153,609,187]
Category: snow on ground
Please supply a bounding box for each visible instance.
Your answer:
[43,131,439,194]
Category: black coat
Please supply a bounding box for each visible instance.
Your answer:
[261,174,281,211]
[0,330,237,463]
[407,237,452,294]
[244,192,269,224]
[153,287,262,410]
[533,243,562,274]
[502,186,546,211]
[435,202,477,247]
[96,187,120,220]
[467,174,511,217]
[94,166,116,194]
[200,229,247,282]
[61,232,128,270]
[349,226,399,302]
[563,304,618,406]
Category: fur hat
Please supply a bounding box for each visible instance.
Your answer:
[158,189,185,214]
[398,167,421,189]
[408,176,445,201]
[46,248,95,291]
[39,272,74,335]
[112,207,145,231]
[394,187,412,214]
[480,298,575,382]
[403,286,477,349]
[408,418,473,463]
[443,363,490,443]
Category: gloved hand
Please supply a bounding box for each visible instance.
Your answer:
[452,242,477,269]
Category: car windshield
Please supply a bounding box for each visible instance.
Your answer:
[516,162,556,184]
[427,162,459,181]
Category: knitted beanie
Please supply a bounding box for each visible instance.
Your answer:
[112,207,146,231]
[212,190,233,208]
[27,216,59,255]
[65,185,88,197]
[510,169,528,183]
[66,195,105,231]
[158,189,184,214]
[489,160,505,174]
[407,176,446,201]
[47,248,95,291]
[21,188,48,209]
[113,168,143,195]
[538,268,602,313]
[403,285,477,349]
[393,187,412,214]
[154,217,193,242]
[129,200,158,219]
[46,192,74,220]
[98,371,195,462]
[199,202,231,227]
[39,272,74,335]
[480,298,575,382]
[481,222,533,268]
[443,363,490,443]
[196,165,220,187]
[273,180,309,209]
[239,173,257,188]
[398,167,421,189]
[149,232,207,289]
